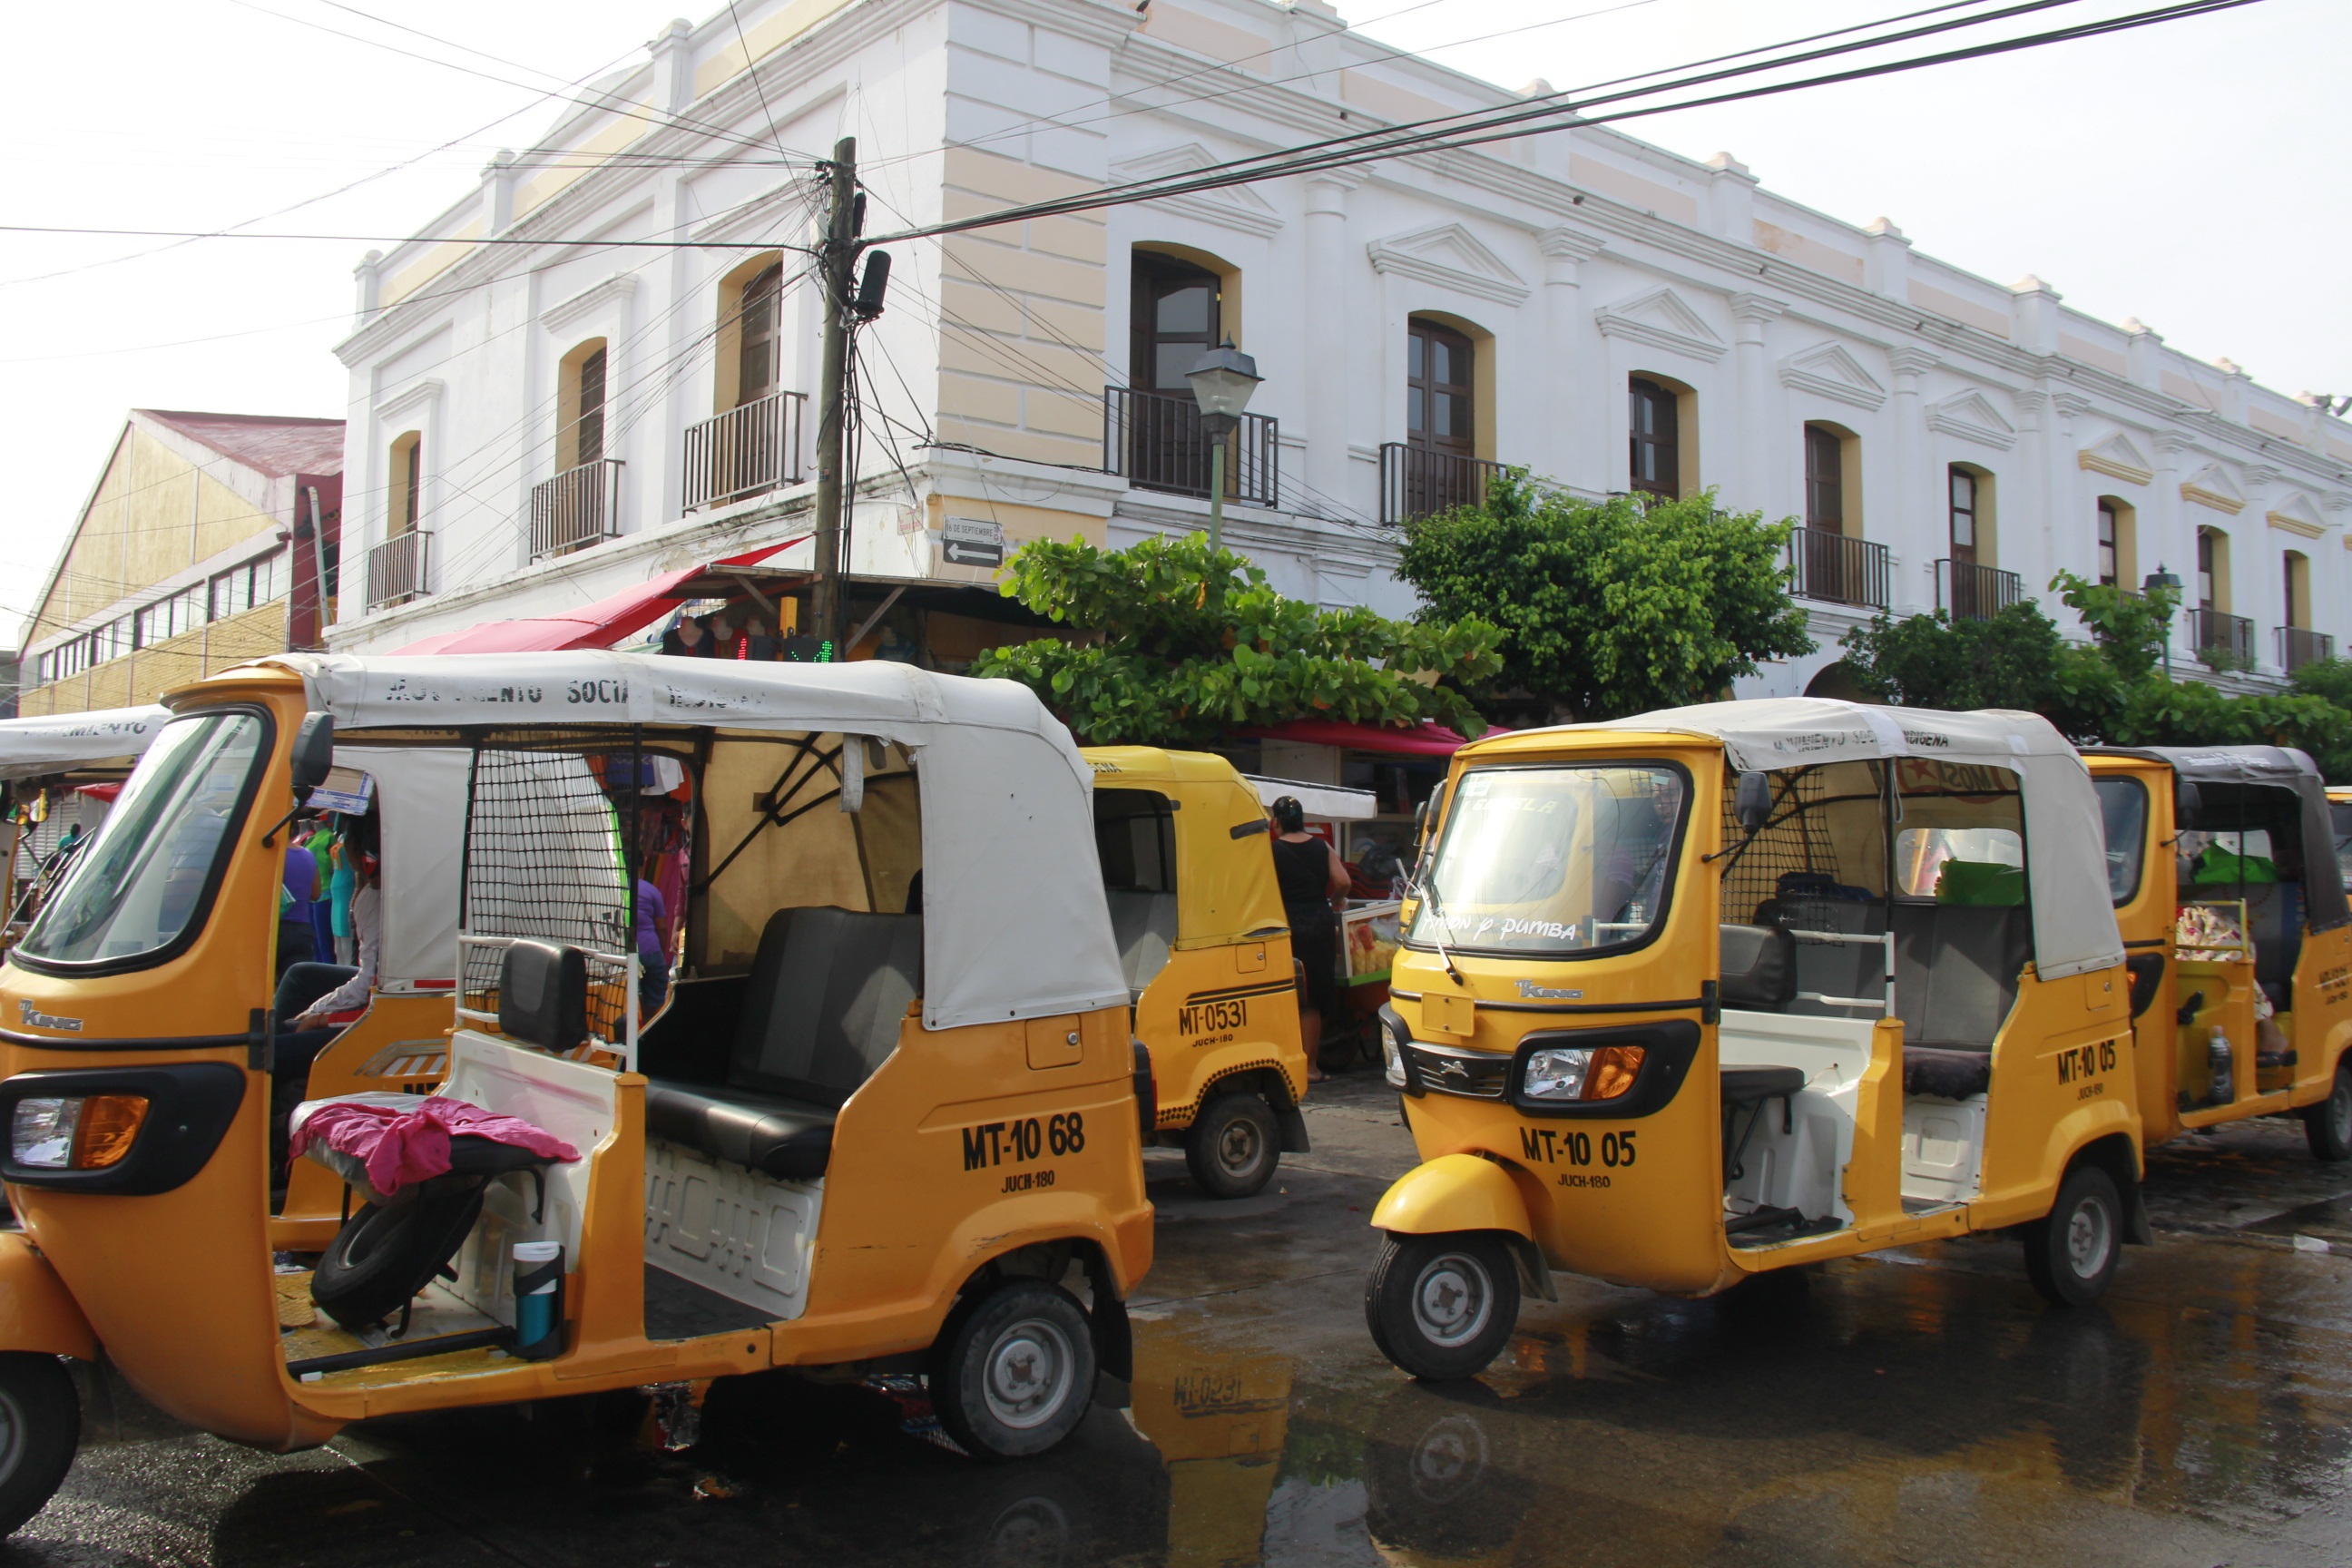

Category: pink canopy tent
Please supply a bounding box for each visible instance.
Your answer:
[388,537,808,655]
[1240,717,1493,758]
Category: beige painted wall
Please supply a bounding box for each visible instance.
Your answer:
[20,604,288,717]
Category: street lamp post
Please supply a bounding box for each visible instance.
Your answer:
[1185,340,1263,553]
[2144,563,2182,681]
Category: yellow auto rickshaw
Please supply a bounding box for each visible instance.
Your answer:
[2088,747,2352,1158]
[1084,749,1308,1198]
[1364,699,2141,1379]
[0,651,1153,1533]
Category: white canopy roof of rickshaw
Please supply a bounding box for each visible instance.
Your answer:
[262,653,1128,1029]
[0,706,173,782]
[1575,698,2124,983]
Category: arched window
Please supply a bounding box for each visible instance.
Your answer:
[1949,466,1984,565]
[2095,496,2136,590]
[737,263,784,407]
[2285,550,2310,629]
[1131,250,1222,393]
[2197,525,2225,612]
[1407,318,1475,459]
[558,340,608,471]
[1629,377,1681,499]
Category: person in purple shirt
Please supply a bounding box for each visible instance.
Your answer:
[634,870,671,1018]
[279,835,318,977]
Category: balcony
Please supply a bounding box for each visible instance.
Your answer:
[1379,444,1504,526]
[2190,607,2256,668]
[682,390,806,513]
[530,458,624,563]
[1936,558,2022,622]
[1788,527,1890,612]
[1103,387,1278,506]
[2279,625,2335,672]
[365,528,431,611]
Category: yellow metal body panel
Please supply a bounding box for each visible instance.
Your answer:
[1377,727,2138,1299]
[1368,1152,1534,1240]
[0,663,1156,1446]
[1084,747,1307,1128]
[0,1234,96,1360]
[1130,1340,1291,1568]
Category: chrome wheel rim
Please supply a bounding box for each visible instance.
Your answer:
[1217,1115,1264,1175]
[1409,1250,1494,1349]
[1406,1413,1490,1503]
[981,1315,1077,1430]
[2065,1195,2114,1280]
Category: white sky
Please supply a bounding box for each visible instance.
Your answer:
[3,0,2342,648]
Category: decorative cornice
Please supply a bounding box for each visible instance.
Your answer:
[1926,390,2016,450]
[1728,290,1788,324]
[1594,285,1726,361]
[374,377,445,427]
[1886,346,1939,377]
[1114,143,1286,239]
[1367,223,1530,307]
[542,272,640,336]
[1536,225,1606,263]
[2268,509,2326,539]
[1778,342,1886,410]
[2182,483,2247,515]
[2051,390,2094,419]
[2078,449,2153,486]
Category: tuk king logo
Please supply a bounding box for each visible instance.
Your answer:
[16,1000,83,1033]
[1517,980,1584,1000]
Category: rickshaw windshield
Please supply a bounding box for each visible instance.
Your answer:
[1408,764,1686,956]
[2332,800,2352,893]
[15,710,268,967]
[2094,777,2148,906]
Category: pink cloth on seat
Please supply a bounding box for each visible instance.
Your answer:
[289,1096,578,1197]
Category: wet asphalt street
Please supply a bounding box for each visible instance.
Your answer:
[19,1065,2352,1568]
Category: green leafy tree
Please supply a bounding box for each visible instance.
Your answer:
[1393,476,1815,722]
[968,533,1502,746]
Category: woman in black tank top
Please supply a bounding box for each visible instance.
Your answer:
[1269,797,1347,1081]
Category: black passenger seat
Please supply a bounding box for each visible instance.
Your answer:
[645,907,922,1181]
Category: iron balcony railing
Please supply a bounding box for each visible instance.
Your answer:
[1788,527,1890,611]
[2279,626,2335,672]
[1102,387,1279,506]
[364,529,431,612]
[1936,558,2022,622]
[1378,443,1505,525]
[2187,607,2256,667]
[682,389,807,513]
[529,458,625,563]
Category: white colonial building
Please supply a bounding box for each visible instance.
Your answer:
[328,0,2352,691]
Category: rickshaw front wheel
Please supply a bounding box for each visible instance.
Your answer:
[2302,1063,2352,1162]
[2022,1166,2122,1308]
[0,1353,78,1538]
[1365,1232,1519,1381]
[931,1279,1097,1461]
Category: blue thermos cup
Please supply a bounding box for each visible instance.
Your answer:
[513,1241,565,1359]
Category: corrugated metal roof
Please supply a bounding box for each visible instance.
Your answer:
[137,409,345,477]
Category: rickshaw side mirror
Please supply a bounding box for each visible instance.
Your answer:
[1734,769,1773,834]
[2175,779,2202,829]
[290,712,335,803]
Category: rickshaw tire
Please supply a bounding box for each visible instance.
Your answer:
[2022,1165,2122,1308]
[1365,1232,1518,1382]
[0,1353,78,1538]
[930,1279,1097,1462]
[2302,1063,2352,1162]
[311,1184,488,1331]
[1184,1093,1280,1200]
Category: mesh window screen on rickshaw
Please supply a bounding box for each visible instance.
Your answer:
[460,732,648,1048]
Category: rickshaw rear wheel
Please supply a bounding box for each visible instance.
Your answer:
[1365,1232,1519,1381]
[2022,1166,2122,1308]
[930,1279,1097,1461]
[2303,1063,2352,1162]
[1185,1093,1279,1200]
[0,1353,78,1538]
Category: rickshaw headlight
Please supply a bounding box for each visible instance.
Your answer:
[1382,1023,1408,1088]
[11,1098,80,1169]
[1524,1044,1647,1102]
[9,1093,150,1171]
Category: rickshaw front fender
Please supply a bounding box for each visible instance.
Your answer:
[1371,1154,1534,1241]
[0,1230,97,1360]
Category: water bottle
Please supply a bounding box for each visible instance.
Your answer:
[512,1241,565,1360]
[2209,1031,2234,1105]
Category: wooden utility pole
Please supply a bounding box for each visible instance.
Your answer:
[811,136,859,655]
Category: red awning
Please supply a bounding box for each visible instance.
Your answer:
[387,538,808,655]
[1241,718,1497,758]
[74,783,122,803]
